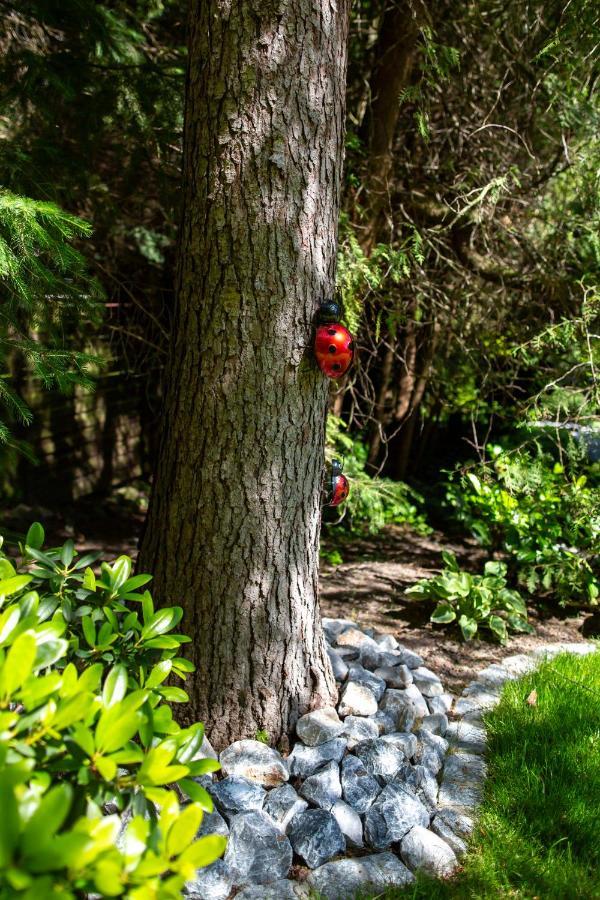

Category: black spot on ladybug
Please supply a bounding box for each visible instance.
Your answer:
[328,328,337,336]
[329,345,336,354]
[332,363,341,371]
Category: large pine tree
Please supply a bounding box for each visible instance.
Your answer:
[140,0,350,748]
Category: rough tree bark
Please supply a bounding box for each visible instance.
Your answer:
[139,0,350,749]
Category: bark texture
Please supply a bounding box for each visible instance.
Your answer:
[139,0,349,748]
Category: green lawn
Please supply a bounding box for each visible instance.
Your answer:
[380,649,600,900]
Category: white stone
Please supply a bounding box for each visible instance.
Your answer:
[414,729,448,775]
[288,808,346,869]
[209,776,266,823]
[235,880,309,899]
[331,799,363,848]
[220,740,289,787]
[287,738,346,777]
[296,707,345,746]
[354,738,406,782]
[346,663,386,700]
[340,754,382,814]
[428,693,454,715]
[343,715,379,749]
[374,664,413,688]
[299,761,342,810]
[401,824,458,876]
[421,713,448,736]
[412,666,444,697]
[327,648,349,682]
[224,811,293,886]
[263,783,308,832]
[364,782,430,849]
[338,681,378,717]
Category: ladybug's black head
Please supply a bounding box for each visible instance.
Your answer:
[318,300,341,323]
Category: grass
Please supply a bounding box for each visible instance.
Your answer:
[378,649,600,900]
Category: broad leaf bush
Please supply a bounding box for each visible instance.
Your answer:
[0,524,225,898]
[446,444,600,606]
[406,551,533,643]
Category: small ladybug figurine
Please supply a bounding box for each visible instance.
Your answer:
[325,458,350,507]
[314,300,354,379]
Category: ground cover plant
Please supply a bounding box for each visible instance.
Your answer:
[377,649,600,900]
[446,443,600,607]
[405,551,532,643]
[0,524,225,898]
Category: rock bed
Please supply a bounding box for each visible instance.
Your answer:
[185,623,597,900]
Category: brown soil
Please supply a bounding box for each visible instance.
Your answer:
[320,525,599,694]
[3,501,598,692]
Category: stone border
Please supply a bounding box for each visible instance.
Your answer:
[183,634,597,900]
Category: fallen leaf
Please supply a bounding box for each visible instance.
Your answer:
[526,689,537,706]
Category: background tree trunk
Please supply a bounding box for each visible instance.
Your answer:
[139,0,349,749]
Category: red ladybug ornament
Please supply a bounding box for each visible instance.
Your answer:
[314,301,354,379]
[325,459,350,507]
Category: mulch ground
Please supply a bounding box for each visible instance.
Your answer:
[3,499,598,692]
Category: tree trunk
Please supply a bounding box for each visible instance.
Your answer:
[139,0,349,749]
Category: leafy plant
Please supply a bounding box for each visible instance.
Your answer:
[325,415,431,536]
[446,444,600,606]
[406,551,533,643]
[0,523,226,897]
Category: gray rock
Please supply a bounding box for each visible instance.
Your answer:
[395,646,425,669]
[197,808,229,839]
[496,654,538,677]
[322,618,356,642]
[445,720,487,754]
[343,714,379,749]
[224,811,293,886]
[380,686,428,725]
[364,782,430,849]
[374,633,400,650]
[455,687,500,715]
[434,806,476,841]
[380,732,418,759]
[235,880,309,899]
[346,663,386,701]
[299,760,342,810]
[336,628,377,651]
[340,754,381,814]
[327,648,349,682]
[411,666,444,697]
[209,776,266,823]
[427,693,454,715]
[354,738,405,782]
[359,644,405,671]
[219,740,289,787]
[421,713,448,737]
[287,738,347,777]
[401,824,458,876]
[431,814,468,857]
[443,751,487,783]
[296,707,345,746]
[338,681,378,717]
[184,860,232,899]
[264,783,308,832]
[438,778,483,810]
[192,735,219,761]
[392,763,438,811]
[372,710,399,735]
[288,809,346,869]
[374,664,413,688]
[307,852,414,899]
[335,646,360,661]
[331,799,363,848]
[414,729,448,775]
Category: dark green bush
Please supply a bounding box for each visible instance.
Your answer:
[0,524,225,898]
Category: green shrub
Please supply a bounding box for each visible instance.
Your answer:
[446,444,600,606]
[0,524,225,898]
[325,415,431,536]
[406,551,533,643]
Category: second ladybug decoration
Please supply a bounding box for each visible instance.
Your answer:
[314,300,354,379]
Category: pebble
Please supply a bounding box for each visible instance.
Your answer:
[364,783,430,849]
[288,808,346,869]
[219,740,289,787]
[287,737,347,777]
[306,852,415,899]
[380,686,428,725]
[427,693,454,715]
[299,760,342,810]
[340,753,382,814]
[296,707,345,746]
[380,731,418,759]
[338,681,378,717]
[224,811,293,886]
[421,713,448,737]
[263,783,308,832]
[372,709,399,735]
[445,720,486,754]
[400,824,458,876]
[209,776,266,823]
[413,729,448,775]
